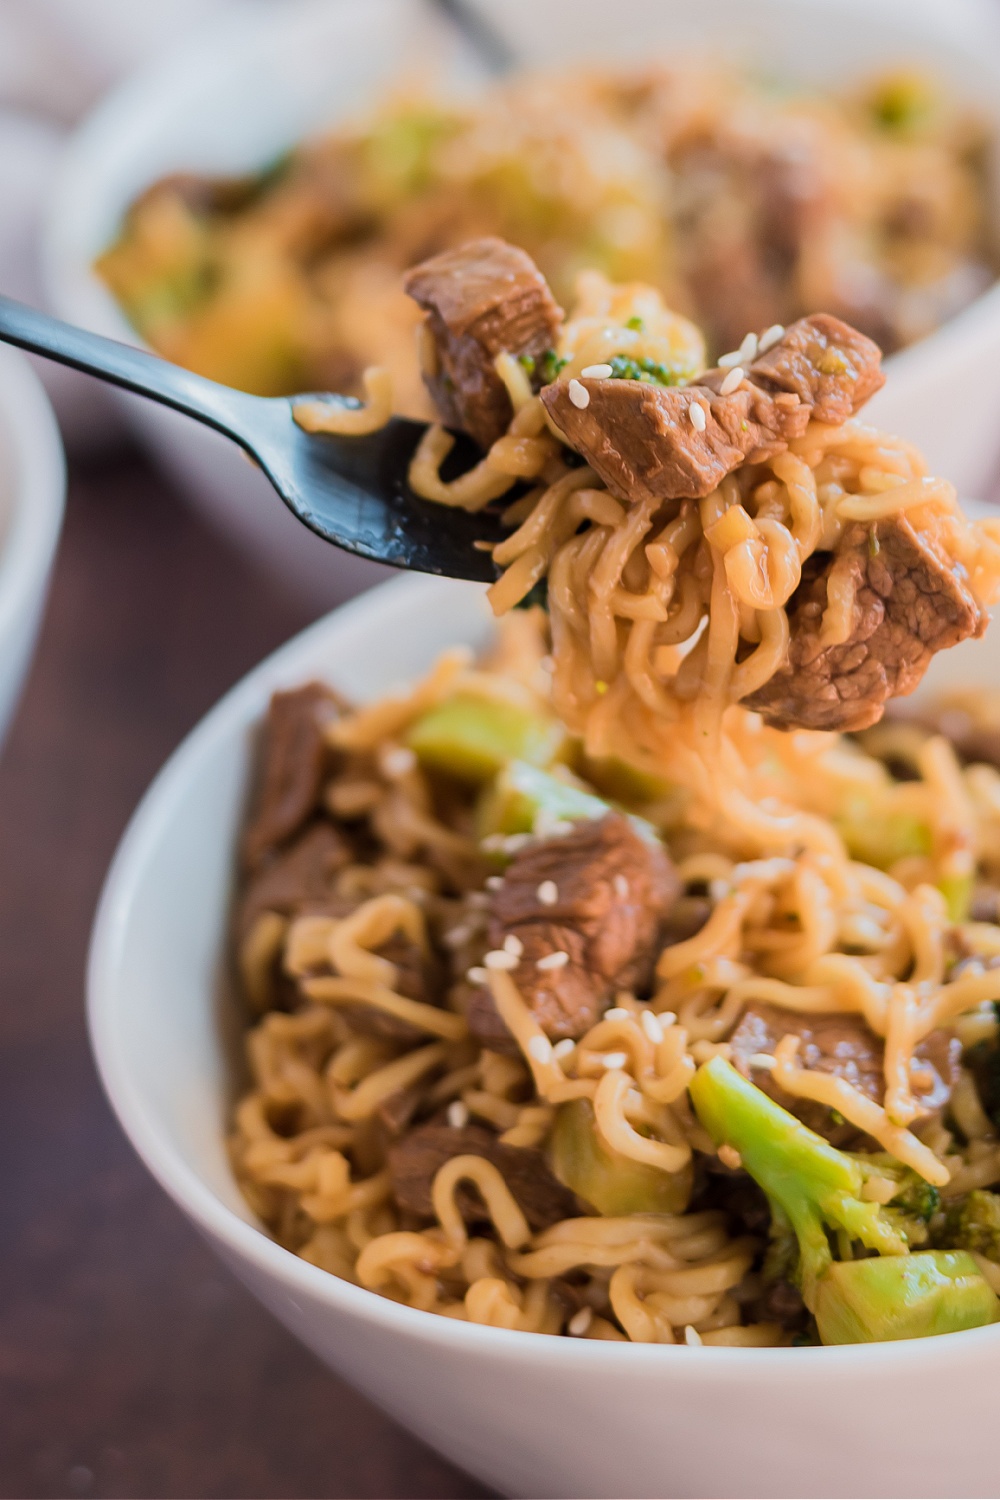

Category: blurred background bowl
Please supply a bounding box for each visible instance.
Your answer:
[0,346,65,749]
[44,0,1000,611]
[87,547,1000,1500]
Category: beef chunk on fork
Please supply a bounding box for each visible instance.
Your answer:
[242,683,343,870]
[540,314,884,505]
[729,1002,961,1146]
[388,1120,583,1229]
[404,237,564,449]
[743,514,984,733]
[466,814,679,1050]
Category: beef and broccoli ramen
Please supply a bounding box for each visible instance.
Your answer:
[230,238,1000,1347]
[97,62,996,411]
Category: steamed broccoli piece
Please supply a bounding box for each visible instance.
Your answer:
[689,1058,909,1308]
[940,1190,1000,1263]
[690,1059,1000,1342]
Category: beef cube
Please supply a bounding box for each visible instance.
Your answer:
[404,237,564,449]
[238,823,352,940]
[747,313,886,425]
[540,315,884,505]
[242,683,343,869]
[729,1002,961,1144]
[388,1120,581,1229]
[468,814,679,1047]
[743,515,984,732]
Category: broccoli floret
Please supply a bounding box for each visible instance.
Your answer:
[939,1190,1000,1263]
[689,1058,1000,1343]
[537,349,569,384]
[606,354,684,387]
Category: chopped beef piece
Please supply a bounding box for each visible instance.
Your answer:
[540,315,883,505]
[969,888,1000,925]
[743,515,984,732]
[388,1120,582,1229]
[242,684,343,869]
[746,313,885,424]
[468,814,679,1046]
[660,894,712,946]
[239,823,352,940]
[729,1002,961,1144]
[404,237,564,449]
[339,931,447,1044]
[376,1083,425,1140]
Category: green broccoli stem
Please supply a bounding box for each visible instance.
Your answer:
[689,1058,908,1308]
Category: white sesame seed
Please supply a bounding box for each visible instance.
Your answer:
[748,1052,777,1071]
[568,1306,593,1336]
[537,880,559,906]
[379,744,417,778]
[527,1034,553,1064]
[708,879,730,902]
[503,834,532,854]
[485,875,504,891]
[553,1038,576,1060]
[689,401,707,432]
[613,874,630,899]
[604,1007,631,1022]
[481,834,507,852]
[534,809,574,838]
[466,966,488,985]
[581,363,613,379]
[467,892,491,910]
[443,925,472,949]
[601,1051,628,1070]
[447,1100,469,1129]
[484,949,519,971]
[758,323,785,354]
[719,366,744,396]
[737,331,759,363]
[641,1010,664,1044]
[717,350,742,369]
[568,378,591,409]
[684,1325,703,1348]
[718,1143,743,1171]
[537,950,570,971]
[503,933,524,958]
[659,1011,678,1027]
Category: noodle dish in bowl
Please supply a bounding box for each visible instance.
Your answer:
[222,235,1000,1351]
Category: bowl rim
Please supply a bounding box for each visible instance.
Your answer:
[0,346,65,657]
[42,0,1000,389]
[86,569,1000,1375]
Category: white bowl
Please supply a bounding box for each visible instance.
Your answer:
[89,544,1000,1500]
[45,0,1000,610]
[0,346,65,748]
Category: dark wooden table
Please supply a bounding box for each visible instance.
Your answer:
[0,448,491,1500]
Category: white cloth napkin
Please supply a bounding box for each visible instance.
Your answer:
[0,0,244,446]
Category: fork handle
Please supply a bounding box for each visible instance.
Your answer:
[0,294,264,446]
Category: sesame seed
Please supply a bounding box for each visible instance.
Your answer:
[613,874,630,899]
[485,875,504,891]
[503,933,524,958]
[537,950,570,971]
[758,323,785,354]
[708,879,730,901]
[534,810,574,838]
[537,880,559,906]
[466,966,488,985]
[717,350,742,369]
[748,1052,776,1071]
[737,331,758,362]
[568,378,590,409]
[503,834,532,854]
[553,1038,576,1060]
[568,1306,593,1336]
[447,1100,469,1129]
[684,1325,703,1348]
[485,949,519,971]
[601,1051,628,1070]
[641,1010,664,1044]
[604,1007,631,1022]
[467,892,491,910]
[719,366,744,396]
[481,834,506,852]
[659,1011,677,1027]
[443,925,472,949]
[527,1034,553,1064]
[379,744,417,778]
[718,1143,743,1171]
[581,363,613,379]
[689,402,707,432]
